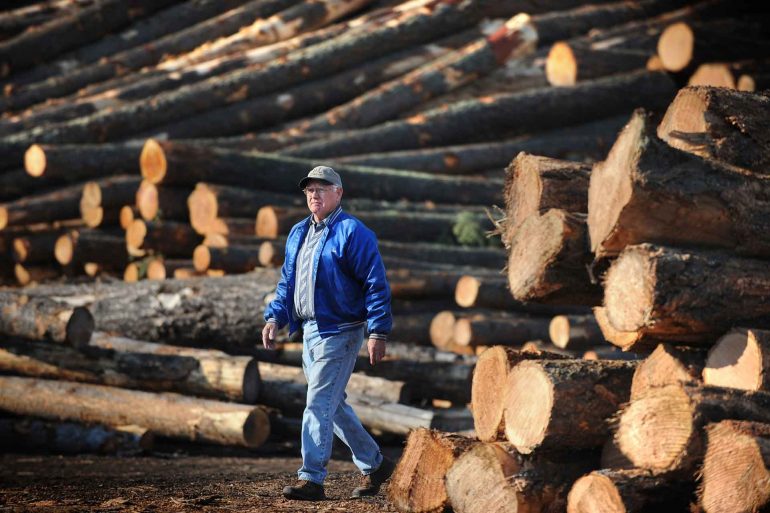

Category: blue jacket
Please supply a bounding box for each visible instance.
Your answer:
[264,207,392,339]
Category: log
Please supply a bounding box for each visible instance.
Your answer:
[454,275,515,310]
[0,334,260,403]
[125,219,202,258]
[332,116,627,173]
[503,152,591,240]
[13,263,60,286]
[631,343,706,400]
[453,314,551,348]
[284,70,677,157]
[604,244,770,343]
[428,310,475,355]
[593,306,661,353]
[0,0,178,78]
[546,41,652,86]
[567,469,693,513]
[0,376,270,448]
[507,209,600,305]
[687,60,770,89]
[0,1,88,41]
[11,230,60,265]
[146,258,193,280]
[0,291,93,346]
[23,142,142,185]
[365,358,473,405]
[193,244,260,273]
[548,315,603,351]
[703,328,770,392]
[79,175,141,228]
[54,229,127,269]
[0,418,153,455]
[504,359,637,453]
[700,420,770,513]
[445,441,597,513]
[134,181,190,223]
[388,429,476,513]
[389,268,463,300]
[657,86,770,173]
[0,182,83,230]
[139,140,501,205]
[588,109,770,258]
[471,346,569,442]
[615,383,770,475]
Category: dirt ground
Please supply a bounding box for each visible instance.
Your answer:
[0,439,404,513]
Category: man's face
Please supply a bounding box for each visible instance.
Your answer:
[304,179,343,220]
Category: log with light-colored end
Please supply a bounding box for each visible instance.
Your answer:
[704,328,770,392]
[119,205,136,229]
[140,139,167,184]
[657,22,693,72]
[125,219,147,256]
[630,343,705,400]
[546,41,577,86]
[135,180,159,221]
[548,314,602,350]
[24,144,46,177]
[593,306,660,353]
[124,262,141,282]
[430,310,458,351]
[256,206,306,239]
[445,443,522,513]
[54,232,75,266]
[688,63,736,88]
[193,245,211,272]
[187,183,218,234]
[258,240,283,267]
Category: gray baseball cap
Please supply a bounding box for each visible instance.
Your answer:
[299,165,342,189]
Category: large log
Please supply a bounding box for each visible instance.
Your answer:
[0,292,93,346]
[631,343,706,400]
[567,469,693,513]
[588,109,770,258]
[139,140,501,205]
[657,86,770,173]
[23,142,143,185]
[615,383,770,476]
[604,244,770,343]
[388,428,476,513]
[700,420,770,513]
[504,359,637,453]
[0,334,260,403]
[703,328,770,392]
[453,314,551,348]
[284,70,677,157]
[507,209,600,305]
[0,376,270,448]
[503,152,591,241]
[471,346,569,442]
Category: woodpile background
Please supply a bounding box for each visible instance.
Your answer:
[0,1,768,511]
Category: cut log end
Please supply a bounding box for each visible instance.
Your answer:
[24,144,46,177]
[124,263,140,282]
[503,362,553,453]
[140,139,167,185]
[81,181,102,209]
[452,318,473,347]
[445,443,523,513]
[616,385,693,471]
[242,360,260,404]
[604,248,654,333]
[84,263,101,277]
[471,346,511,441]
[656,87,708,156]
[738,74,756,92]
[193,245,211,272]
[80,205,104,228]
[258,241,281,267]
[54,233,75,266]
[567,473,625,513]
[703,329,763,391]
[12,238,29,263]
[255,206,279,239]
[125,219,147,252]
[455,275,481,308]
[549,315,571,349]
[430,311,456,350]
[67,307,95,347]
[242,408,270,448]
[146,259,166,281]
[188,184,218,235]
[136,181,159,221]
[688,63,736,89]
[546,41,577,87]
[119,206,135,230]
[0,206,7,230]
[657,22,694,72]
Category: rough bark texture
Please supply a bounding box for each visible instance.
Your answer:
[453,314,551,348]
[507,209,600,306]
[54,229,126,269]
[593,306,662,354]
[700,420,770,513]
[0,376,270,448]
[658,86,770,173]
[0,291,93,346]
[604,243,770,343]
[504,359,637,453]
[23,142,143,185]
[631,343,706,400]
[703,328,770,392]
[588,109,770,258]
[0,182,84,230]
[616,383,770,476]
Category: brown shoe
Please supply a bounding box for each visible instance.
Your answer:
[351,457,396,498]
[283,480,326,501]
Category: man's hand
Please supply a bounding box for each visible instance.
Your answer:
[367,337,386,366]
[262,322,277,350]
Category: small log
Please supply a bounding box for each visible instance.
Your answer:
[657,86,770,173]
[546,41,651,87]
[193,244,260,273]
[146,258,192,281]
[0,418,153,455]
[0,376,270,448]
[54,229,126,269]
[13,263,60,286]
[604,244,770,343]
[11,231,60,265]
[703,328,770,392]
[507,209,600,305]
[631,343,706,400]
[453,314,551,348]
[125,219,202,258]
[567,469,693,513]
[686,61,770,89]
[24,142,142,184]
[0,292,93,346]
[593,306,661,353]
[389,313,434,345]
[588,109,770,258]
[134,180,190,222]
[0,182,83,230]
[504,359,637,453]
[119,205,138,230]
[389,268,463,300]
[548,314,603,350]
[387,428,476,513]
[700,420,770,513]
[615,383,770,476]
[471,346,569,442]
[454,275,515,309]
[428,310,474,355]
[503,152,591,240]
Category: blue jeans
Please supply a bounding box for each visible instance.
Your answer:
[298,320,382,484]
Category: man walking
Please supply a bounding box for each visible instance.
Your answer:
[262,165,395,501]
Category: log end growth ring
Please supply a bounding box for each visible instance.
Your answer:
[24,144,46,177]
[604,246,654,333]
[471,346,509,441]
[140,139,167,184]
[503,362,553,453]
[566,473,624,513]
[657,22,694,72]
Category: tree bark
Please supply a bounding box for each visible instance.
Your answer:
[0,376,270,448]
[546,41,652,87]
[589,109,770,258]
[11,230,60,265]
[504,359,636,453]
[284,70,676,157]
[125,219,201,258]
[453,313,551,348]
[23,142,143,186]
[387,428,476,513]
[548,314,603,351]
[139,140,501,205]
[686,60,770,90]
[630,343,706,400]
[605,244,770,343]
[503,152,591,242]
[703,328,770,392]
[507,209,600,305]
[80,175,141,219]
[0,182,84,230]
[472,346,569,442]
[53,229,126,270]
[0,291,93,346]
[567,469,694,513]
[616,383,770,476]
[658,86,770,173]
[700,420,770,513]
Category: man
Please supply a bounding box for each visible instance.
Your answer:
[262,165,395,501]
